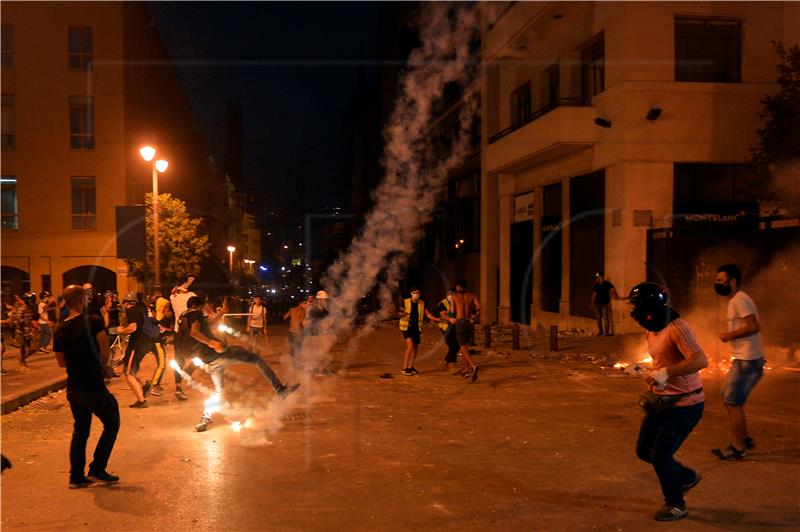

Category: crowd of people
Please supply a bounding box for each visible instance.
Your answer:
[3,264,768,524]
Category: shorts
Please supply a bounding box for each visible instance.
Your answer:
[402,330,420,345]
[455,319,473,346]
[123,339,155,375]
[722,358,764,406]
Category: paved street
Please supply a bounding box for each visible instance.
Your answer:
[2,324,799,531]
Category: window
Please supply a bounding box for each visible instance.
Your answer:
[69,96,94,149]
[675,18,741,82]
[673,164,759,217]
[71,176,96,230]
[581,34,604,104]
[1,176,18,230]
[541,62,560,112]
[511,82,532,126]
[1,95,14,149]
[1,25,12,69]
[68,26,93,70]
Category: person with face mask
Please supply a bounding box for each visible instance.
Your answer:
[398,288,439,376]
[628,282,708,522]
[711,264,764,461]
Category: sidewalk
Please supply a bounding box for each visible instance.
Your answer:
[1,346,67,414]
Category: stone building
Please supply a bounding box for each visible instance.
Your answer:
[480,1,799,331]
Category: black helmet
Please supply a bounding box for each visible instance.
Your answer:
[628,282,677,332]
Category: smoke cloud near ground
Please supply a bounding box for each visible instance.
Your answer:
[298,3,487,369]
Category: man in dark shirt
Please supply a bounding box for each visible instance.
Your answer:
[182,296,300,432]
[54,285,120,489]
[592,272,619,336]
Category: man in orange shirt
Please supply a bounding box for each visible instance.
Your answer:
[628,282,708,522]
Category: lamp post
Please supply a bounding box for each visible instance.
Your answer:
[227,245,236,273]
[139,146,169,292]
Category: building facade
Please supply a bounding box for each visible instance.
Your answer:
[481,1,799,330]
[1,2,227,297]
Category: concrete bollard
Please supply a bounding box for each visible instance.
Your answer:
[550,325,558,351]
[483,324,491,348]
[512,324,520,350]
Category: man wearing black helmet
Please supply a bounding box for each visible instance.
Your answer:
[628,282,708,522]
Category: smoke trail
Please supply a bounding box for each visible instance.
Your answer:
[298,3,485,369]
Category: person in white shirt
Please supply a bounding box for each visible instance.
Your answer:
[169,277,197,333]
[246,295,268,353]
[711,264,764,460]
[37,291,53,353]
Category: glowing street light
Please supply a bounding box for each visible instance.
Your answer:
[139,145,169,291]
[227,245,236,272]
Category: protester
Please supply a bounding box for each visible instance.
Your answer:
[114,293,155,408]
[181,296,299,432]
[283,299,307,366]
[37,291,53,353]
[452,280,480,381]
[628,282,707,521]
[13,293,35,369]
[437,289,459,371]
[398,288,438,376]
[54,285,120,489]
[246,295,268,353]
[711,264,764,460]
[592,272,619,336]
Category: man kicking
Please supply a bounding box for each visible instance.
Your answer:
[182,296,299,432]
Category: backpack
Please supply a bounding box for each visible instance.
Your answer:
[140,307,161,340]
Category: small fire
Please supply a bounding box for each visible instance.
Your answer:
[231,421,242,432]
[638,355,653,365]
[613,362,629,369]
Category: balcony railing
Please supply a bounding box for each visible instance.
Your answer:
[488,98,585,144]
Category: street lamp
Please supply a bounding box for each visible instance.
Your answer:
[139,145,169,292]
[227,245,236,272]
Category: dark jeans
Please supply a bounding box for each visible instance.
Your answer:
[636,402,704,507]
[207,345,283,394]
[594,304,612,334]
[443,327,459,363]
[67,388,120,480]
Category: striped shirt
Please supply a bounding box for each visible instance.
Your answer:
[646,318,705,407]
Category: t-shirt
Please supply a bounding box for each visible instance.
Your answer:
[38,301,49,324]
[185,309,220,363]
[170,291,197,332]
[593,281,615,304]
[727,291,764,361]
[53,314,107,391]
[248,303,266,328]
[646,318,705,407]
[125,303,146,346]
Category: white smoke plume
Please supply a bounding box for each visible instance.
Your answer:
[299,3,488,368]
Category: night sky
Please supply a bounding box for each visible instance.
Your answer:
[147,2,381,211]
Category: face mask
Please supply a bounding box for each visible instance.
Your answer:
[714,282,732,296]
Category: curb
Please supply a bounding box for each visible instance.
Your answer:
[1,377,67,415]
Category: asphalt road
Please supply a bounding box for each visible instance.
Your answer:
[2,324,798,531]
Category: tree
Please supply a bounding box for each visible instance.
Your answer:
[125,193,211,289]
[751,42,800,216]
